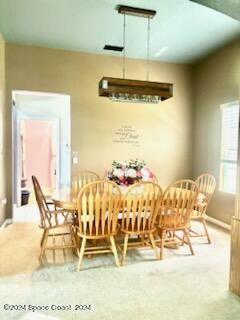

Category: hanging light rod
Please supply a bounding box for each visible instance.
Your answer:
[117,5,156,19]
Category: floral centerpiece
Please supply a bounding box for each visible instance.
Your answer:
[106,159,155,186]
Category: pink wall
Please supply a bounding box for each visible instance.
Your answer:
[22,120,53,189]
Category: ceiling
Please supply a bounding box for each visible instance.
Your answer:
[0,0,239,64]
[190,0,240,22]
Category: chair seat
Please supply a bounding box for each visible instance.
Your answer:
[120,226,156,235]
[43,221,74,230]
[77,225,118,239]
[158,211,189,230]
[158,222,187,230]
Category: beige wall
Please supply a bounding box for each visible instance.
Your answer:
[193,39,240,224]
[0,34,7,225]
[5,43,194,217]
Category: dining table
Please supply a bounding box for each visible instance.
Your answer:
[52,185,205,211]
[52,185,205,250]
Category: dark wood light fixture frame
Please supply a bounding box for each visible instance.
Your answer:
[99,77,173,101]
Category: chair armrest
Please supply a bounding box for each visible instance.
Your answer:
[46,201,54,205]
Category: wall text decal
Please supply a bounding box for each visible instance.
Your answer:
[113,125,140,147]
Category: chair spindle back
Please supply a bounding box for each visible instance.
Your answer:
[195,173,216,203]
[194,173,216,215]
[32,176,51,228]
[121,182,163,233]
[72,171,100,193]
[77,180,121,237]
[159,180,199,229]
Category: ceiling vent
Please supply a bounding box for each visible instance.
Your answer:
[103,45,124,52]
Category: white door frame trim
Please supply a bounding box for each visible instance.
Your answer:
[11,90,71,210]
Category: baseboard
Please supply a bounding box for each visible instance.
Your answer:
[0,219,12,230]
[205,215,231,231]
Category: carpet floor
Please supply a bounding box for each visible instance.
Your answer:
[0,222,240,320]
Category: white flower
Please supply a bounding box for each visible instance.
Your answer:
[118,160,127,167]
[113,169,124,178]
[141,168,150,179]
[125,168,137,178]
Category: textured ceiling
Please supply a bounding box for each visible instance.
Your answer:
[0,0,239,63]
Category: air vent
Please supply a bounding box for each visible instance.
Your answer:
[103,45,124,52]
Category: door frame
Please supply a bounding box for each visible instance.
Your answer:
[12,90,71,208]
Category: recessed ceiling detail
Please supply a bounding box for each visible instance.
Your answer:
[190,0,240,22]
[0,0,239,64]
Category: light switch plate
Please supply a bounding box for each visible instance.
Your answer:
[73,157,78,164]
[72,151,79,165]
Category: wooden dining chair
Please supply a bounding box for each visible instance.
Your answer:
[158,180,199,259]
[32,176,77,261]
[72,171,100,193]
[120,181,163,265]
[76,180,121,271]
[190,173,216,243]
[152,174,159,183]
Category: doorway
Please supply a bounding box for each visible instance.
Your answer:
[20,118,59,205]
[12,91,71,222]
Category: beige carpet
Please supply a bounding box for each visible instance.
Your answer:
[0,222,240,320]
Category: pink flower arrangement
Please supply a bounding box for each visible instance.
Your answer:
[107,159,155,186]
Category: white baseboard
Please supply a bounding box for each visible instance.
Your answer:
[0,219,12,230]
[205,215,231,231]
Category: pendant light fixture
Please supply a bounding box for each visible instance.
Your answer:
[99,5,173,104]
